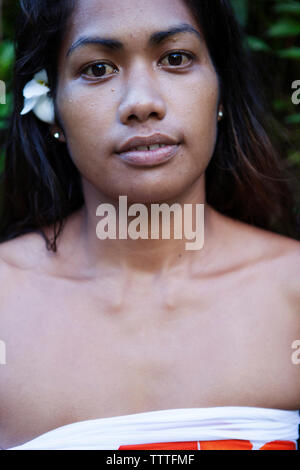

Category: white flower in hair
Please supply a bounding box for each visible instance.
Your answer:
[20,69,55,124]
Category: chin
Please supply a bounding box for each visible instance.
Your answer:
[120,184,190,206]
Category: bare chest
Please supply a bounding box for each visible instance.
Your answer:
[0,271,298,448]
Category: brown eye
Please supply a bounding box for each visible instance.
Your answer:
[82,62,117,78]
[160,52,192,67]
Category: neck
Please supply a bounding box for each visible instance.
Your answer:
[52,177,225,279]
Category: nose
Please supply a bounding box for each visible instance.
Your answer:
[118,67,166,125]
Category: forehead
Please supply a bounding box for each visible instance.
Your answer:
[63,0,200,48]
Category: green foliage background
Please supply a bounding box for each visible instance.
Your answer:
[0,0,299,234]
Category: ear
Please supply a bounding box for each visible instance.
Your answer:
[49,125,66,143]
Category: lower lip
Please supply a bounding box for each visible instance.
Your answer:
[116,145,180,167]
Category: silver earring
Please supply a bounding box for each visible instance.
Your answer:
[53,132,60,139]
[218,110,224,120]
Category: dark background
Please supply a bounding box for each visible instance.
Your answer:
[0,0,300,238]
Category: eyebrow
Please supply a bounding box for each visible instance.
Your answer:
[66,23,202,58]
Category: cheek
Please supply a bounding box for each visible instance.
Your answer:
[176,69,220,154]
[57,84,117,152]
[185,70,219,120]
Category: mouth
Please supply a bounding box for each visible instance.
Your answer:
[116,133,180,167]
[116,144,180,167]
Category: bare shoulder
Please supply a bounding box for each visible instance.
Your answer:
[218,210,300,286]
[240,221,300,294]
[210,209,300,320]
[0,232,53,272]
[253,226,300,311]
[217,213,300,405]
[0,232,57,327]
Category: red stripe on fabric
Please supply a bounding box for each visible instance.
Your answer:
[118,439,296,451]
[259,440,296,450]
[199,440,253,450]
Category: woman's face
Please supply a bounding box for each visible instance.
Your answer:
[56,0,220,203]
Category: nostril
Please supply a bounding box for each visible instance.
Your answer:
[128,111,159,121]
[119,97,166,125]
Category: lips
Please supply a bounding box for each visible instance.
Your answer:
[117,133,179,154]
[116,145,179,167]
[115,133,180,167]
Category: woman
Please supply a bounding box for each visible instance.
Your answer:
[0,0,299,450]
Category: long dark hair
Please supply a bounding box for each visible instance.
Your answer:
[0,0,298,252]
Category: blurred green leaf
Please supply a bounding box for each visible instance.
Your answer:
[273,98,290,112]
[284,113,300,124]
[0,150,5,173]
[0,91,13,120]
[288,151,300,165]
[277,47,300,59]
[231,0,249,26]
[273,3,300,15]
[247,36,271,52]
[0,40,15,79]
[268,20,300,37]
